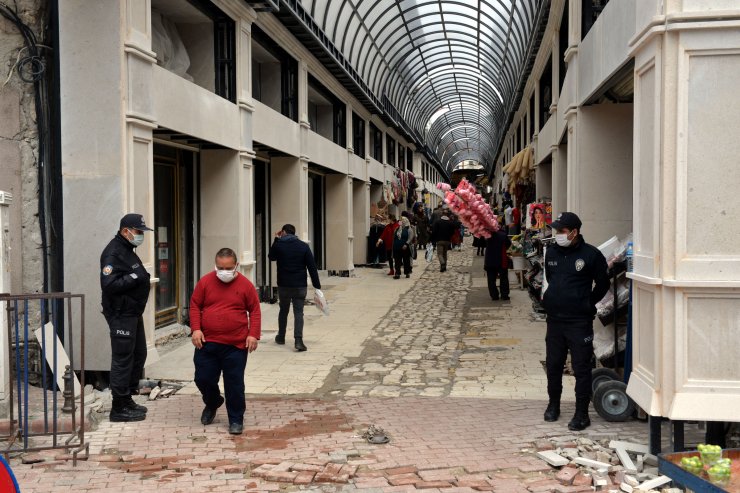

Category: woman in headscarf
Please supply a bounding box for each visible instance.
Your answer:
[392,216,416,279]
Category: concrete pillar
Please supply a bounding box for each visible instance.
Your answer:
[199,150,242,275]
[572,104,634,244]
[0,191,12,417]
[239,155,256,282]
[353,181,370,264]
[535,161,552,202]
[627,4,740,421]
[325,175,352,273]
[551,144,568,217]
[270,157,307,239]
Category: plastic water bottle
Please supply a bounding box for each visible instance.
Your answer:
[626,241,634,272]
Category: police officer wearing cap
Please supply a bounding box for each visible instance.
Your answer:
[100,213,152,422]
[542,212,610,431]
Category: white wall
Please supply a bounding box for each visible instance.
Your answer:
[575,103,634,244]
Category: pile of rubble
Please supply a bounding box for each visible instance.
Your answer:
[535,437,681,493]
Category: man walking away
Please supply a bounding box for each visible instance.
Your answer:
[431,207,457,272]
[190,248,261,435]
[541,212,610,431]
[100,213,152,423]
[484,229,512,301]
[269,224,321,352]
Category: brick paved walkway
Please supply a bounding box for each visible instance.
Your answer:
[9,239,702,492]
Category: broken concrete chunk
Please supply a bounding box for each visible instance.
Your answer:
[538,450,570,467]
[643,454,658,467]
[637,476,671,491]
[609,441,650,455]
[574,457,613,470]
[642,467,659,476]
[597,451,613,464]
[624,476,640,487]
[620,482,634,493]
[148,385,161,400]
[615,448,638,474]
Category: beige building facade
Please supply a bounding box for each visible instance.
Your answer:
[495,0,740,422]
[57,0,445,371]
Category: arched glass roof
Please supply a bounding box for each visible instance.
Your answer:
[299,0,541,173]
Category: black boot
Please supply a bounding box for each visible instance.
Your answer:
[275,333,285,345]
[124,396,148,414]
[568,397,591,431]
[295,338,307,352]
[544,400,560,422]
[110,397,146,422]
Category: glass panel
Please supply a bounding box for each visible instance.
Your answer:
[154,163,177,316]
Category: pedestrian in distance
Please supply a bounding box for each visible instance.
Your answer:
[377,215,400,276]
[190,248,261,435]
[431,207,457,272]
[414,204,431,251]
[541,212,610,431]
[473,234,486,256]
[392,216,415,279]
[268,224,321,352]
[100,213,153,423]
[484,229,512,301]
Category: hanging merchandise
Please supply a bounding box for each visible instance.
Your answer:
[436,179,499,239]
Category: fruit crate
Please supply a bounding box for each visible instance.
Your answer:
[659,448,739,493]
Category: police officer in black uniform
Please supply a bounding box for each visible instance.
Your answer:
[100,214,152,422]
[542,212,610,431]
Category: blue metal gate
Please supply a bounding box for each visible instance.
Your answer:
[0,293,88,464]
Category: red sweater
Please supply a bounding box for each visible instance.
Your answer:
[380,222,400,251]
[189,271,261,349]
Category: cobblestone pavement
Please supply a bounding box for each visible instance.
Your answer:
[10,240,702,492]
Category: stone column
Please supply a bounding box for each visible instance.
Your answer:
[550,144,568,216]
[0,191,12,417]
[627,3,740,421]
[325,175,352,273]
[353,181,370,265]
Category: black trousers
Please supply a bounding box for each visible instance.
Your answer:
[277,286,307,339]
[107,314,147,407]
[545,319,594,401]
[485,267,509,299]
[194,342,248,425]
[393,248,412,275]
[385,249,394,271]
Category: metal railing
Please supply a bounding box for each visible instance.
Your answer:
[0,293,88,464]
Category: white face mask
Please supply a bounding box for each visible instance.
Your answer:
[215,265,238,283]
[126,229,144,247]
[555,233,572,247]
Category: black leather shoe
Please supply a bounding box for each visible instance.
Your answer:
[274,334,285,345]
[501,296,510,301]
[393,275,400,279]
[568,413,591,431]
[405,274,410,278]
[228,423,243,435]
[491,296,499,301]
[200,396,224,425]
[295,339,307,352]
[544,401,560,422]
[110,407,146,422]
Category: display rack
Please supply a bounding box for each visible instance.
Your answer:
[658,449,739,493]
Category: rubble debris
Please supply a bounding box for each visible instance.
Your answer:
[534,437,677,493]
[537,450,570,467]
[148,385,161,400]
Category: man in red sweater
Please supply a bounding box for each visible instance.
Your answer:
[190,248,261,435]
[376,215,400,276]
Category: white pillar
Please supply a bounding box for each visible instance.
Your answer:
[0,191,12,417]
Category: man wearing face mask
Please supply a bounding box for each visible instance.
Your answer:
[190,248,261,435]
[541,212,610,431]
[100,213,153,422]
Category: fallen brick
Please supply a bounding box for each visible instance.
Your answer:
[554,485,594,493]
[272,462,294,472]
[572,473,592,487]
[528,482,564,492]
[21,454,45,464]
[416,480,453,489]
[419,469,457,482]
[555,467,579,485]
[294,471,316,485]
[387,474,422,486]
[384,466,419,476]
[535,439,555,451]
[266,470,299,482]
[608,441,649,455]
[315,472,350,483]
[291,463,324,473]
